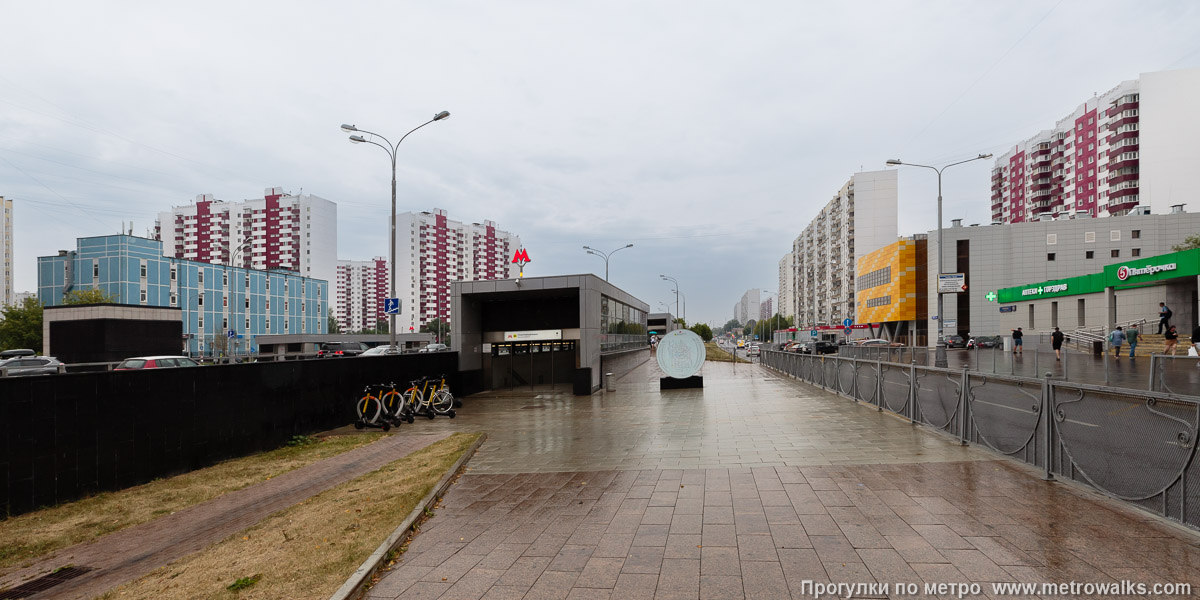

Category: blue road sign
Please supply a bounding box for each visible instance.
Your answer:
[842,318,853,327]
[227,330,236,339]
[384,298,400,314]
[809,330,818,339]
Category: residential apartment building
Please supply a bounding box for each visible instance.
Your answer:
[395,209,520,332]
[154,187,337,309]
[788,170,898,328]
[777,253,795,320]
[38,235,328,357]
[928,208,1200,340]
[734,289,760,325]
[336,257,387,332]
[760,297,773,322]
[1,196,11,307]
[991,68,1200,224]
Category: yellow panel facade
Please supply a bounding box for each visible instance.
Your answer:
[854,239,927,324]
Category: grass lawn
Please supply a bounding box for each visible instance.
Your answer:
[0,433,386,571]
[101,432,481,600]
[705,341,749,363]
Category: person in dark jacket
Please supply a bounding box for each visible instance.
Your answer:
[1011,327,1023,355]
[1051,327,1065,360]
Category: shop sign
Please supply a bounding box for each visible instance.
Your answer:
[998,273,1104,304]
[504,329,562,341]
[999,306,1016,313]
[1104,248,1200,286]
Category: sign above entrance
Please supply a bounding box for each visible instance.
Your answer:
[504,329,562,341]
[1106,249,1198,286]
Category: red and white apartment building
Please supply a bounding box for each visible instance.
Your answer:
[155,186,339,307]
[335,258,388,332]
[395,209,519,333]
[991,69,1200,224]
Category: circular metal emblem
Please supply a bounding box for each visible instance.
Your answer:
[656,329,706,379]
[1117,266,1130,281]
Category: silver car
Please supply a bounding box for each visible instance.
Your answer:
[0,356,64,376]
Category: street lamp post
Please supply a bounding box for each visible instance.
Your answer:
[660,275,680,322]
[762,290,777,344]
[886,154,992,368]
[225,239,252,362]
[341,112,450,352]
[582,244,633,281]
[672,289,687,325]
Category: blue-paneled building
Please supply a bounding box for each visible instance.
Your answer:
[38,235,328,356]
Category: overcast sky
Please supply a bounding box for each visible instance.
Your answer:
[4,1,1199,326]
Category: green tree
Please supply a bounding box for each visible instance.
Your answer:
[64,289,119,304]
[672,317,688,329]
[743,319,756,338]
[723,319,741,332]
[1172,234,1200,252]
[689,323,713,342]
[420,318,447,342]
[327,308,340,334]
[0,297,44,351]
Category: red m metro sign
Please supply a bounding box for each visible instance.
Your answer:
[512,248,531,277]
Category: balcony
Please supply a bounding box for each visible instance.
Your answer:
[1107,130,1138,146]
[1106,171,1139,186]
[1107,155,1139,171]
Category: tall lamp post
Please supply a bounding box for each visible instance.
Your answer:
[582,244,633,281]
[224,239,252,362]
[341,111,451,351]
[660,275,680,323]
[762,289,777,344]
[886,153,992,368]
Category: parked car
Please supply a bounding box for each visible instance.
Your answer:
[114,356,200,370]
[0,348,36,359]
[419,343,449,353]
[0,356,63,376]
[855,338,891,346]
[317,341,368,358]
[812,341,839,354]
[362,345,402,356]
[973,335,1001,349]
[944,335,967,349]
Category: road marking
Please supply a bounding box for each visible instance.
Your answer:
[974,399,1100,427]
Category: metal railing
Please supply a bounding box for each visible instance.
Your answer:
[760,349,1200,532]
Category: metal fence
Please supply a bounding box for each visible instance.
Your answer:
[761,349,1200,532]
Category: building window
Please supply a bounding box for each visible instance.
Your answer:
[198,295,204,307]
[1046,234,1057,245]
[171,267,177,282]
[285,320,289,332]
[1078,299,1086,327]
[265,319,270,332]
[199,271,204,285]
[245,274,250,287]
[199,315,204,329]
[170,292,177,306]
[140,263,147,278]
[1110,230,1120,241]
[266,299,270,310]
[1131,230,1140,239]
[246,317,251,330]
[1086,251,1094,259]
[222,272,228,287]
[1047,253,1056,261]
[266,279,270,292]
[1132,248,1141,257]
[222,317,228,330]
[284,280,289,293]
[245,297,250,309]
[1085,232,1096,243]
[93,262,99,278]
[223,294,228,308]
[1111,249,1120,258]
[140,289,147,303]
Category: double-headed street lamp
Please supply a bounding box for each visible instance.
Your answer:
[660,275,680,321]
[341,111,450,351]
[886,153,992,368]
[582,244,633,281]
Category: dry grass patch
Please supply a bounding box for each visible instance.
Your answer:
[103,432,481,600]
[0,433,385,570]
[705,341,749,363]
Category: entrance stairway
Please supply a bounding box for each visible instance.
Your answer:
[1125,332,1194,357]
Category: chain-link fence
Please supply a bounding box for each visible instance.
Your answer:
[761,350,1200,532]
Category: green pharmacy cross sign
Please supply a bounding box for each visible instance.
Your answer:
[985,291,997,302]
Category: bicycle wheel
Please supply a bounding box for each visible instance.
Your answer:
[380,390,404,424]
[401,388,422,423]
[357,393,381,424]
[431,389,455,414]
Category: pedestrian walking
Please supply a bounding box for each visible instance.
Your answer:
[1011,327,1023,355]
[1158,302,1172,334]
[1051,327,1065,360]
[1192,323,1200,367]
[1109,326,1125,361]
[1163,325,1179,355]
[1125,325,1139,358]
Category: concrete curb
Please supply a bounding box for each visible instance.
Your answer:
[329,432,488,600]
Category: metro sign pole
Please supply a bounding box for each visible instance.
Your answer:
[512,248,531,278]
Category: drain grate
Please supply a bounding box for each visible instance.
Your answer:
[0,566,94,599]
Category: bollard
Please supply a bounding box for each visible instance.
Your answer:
[1034,350,1039,378]
[605,372,615,392]
[909,360,917,424]
[993,344,997,374]
[1103,341,1110,386]
[959,366,969,446]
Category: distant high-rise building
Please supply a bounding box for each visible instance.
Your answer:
[991,68,1200,224]
[336,257,387,332]
[1,196,11,307]
[154,187,337,310]
[394,209,520,331]
[777,253,795,320]
[788,170,898,328]
[760,297,773,322]
[736,289,760,325]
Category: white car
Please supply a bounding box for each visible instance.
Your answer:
[419,343,449,353]
[362,345,402,355]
